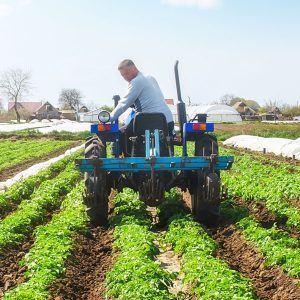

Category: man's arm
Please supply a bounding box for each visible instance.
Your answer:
[110,79,143,122]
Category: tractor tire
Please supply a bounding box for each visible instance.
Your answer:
[84,137,108,226]
[192,134,221,225]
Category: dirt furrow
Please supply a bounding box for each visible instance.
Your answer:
[48,227,114,300]
[213,225,300,300]
[0,237,34,298]
[234,198,300,240]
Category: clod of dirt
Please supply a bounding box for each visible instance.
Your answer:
[0,238,33,296]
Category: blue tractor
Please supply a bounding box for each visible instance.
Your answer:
[76,61,233,226]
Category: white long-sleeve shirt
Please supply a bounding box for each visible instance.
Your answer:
[110,72,173,123]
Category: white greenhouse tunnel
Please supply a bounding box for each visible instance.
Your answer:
[169,104,242,123]
[223,135,300,160]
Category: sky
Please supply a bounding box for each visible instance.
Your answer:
[0,0,300,108]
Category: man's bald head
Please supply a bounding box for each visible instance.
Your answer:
[118,59,139,82]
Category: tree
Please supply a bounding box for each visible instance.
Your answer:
[259,100,279,113]
[229,97,246,106]
[58,88,83,112]
[0,69,31,123]
[244,99,260,111]
[219,94,235,105]
[99,105,113,112]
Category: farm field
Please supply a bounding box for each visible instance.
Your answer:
[0,135,299,299]
[0,139,80,182]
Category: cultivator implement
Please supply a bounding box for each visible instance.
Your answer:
[76,61,234,225]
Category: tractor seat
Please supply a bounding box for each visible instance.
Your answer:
[133,112,168,136]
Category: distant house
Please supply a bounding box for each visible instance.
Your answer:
[79,105,89,113]
[8,101,60,120]
[261,114,278,121]
[35,101,60,120]
[270,106,282,116]
[60,109,76,121]
[8,101,43,119]
[232,101,256,119]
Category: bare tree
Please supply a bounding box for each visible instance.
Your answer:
[219,94,235,105]
[0,69,31,122]
[58,88,83,112]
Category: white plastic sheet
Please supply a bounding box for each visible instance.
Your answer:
[0,119,91,133]
[223,135,300,160]
[0,144,84,193]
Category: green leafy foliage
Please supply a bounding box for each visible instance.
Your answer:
[237,217,300,278]
[157,188,188,226]
[165,214,256,299]
[0,162,81,251]
[220,148,300,228]
[0,140,75,172]
[4,182,88,299]
[0,150,82,215]
[106,189,175,300]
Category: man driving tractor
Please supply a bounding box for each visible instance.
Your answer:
[110,59,174,136]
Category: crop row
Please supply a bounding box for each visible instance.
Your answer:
[223,145,300,171]
[160,194,256,300]
[221,200,300,279]
[220,147,300,228]
[106,189,174,299]
[0,140,75,172]
[4,182,87,299]
[0,151,81,216]
[0,161,81,251]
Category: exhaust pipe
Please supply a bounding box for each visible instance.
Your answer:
[174,61,187,140]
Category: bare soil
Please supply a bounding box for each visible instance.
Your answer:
[213,225,300,300]
[234,197,300,240]
[48,227,114,300]
[0,237,34,298]
[182,191,300,300]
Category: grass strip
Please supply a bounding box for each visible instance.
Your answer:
[0,162,81,252]
[0,150,82,215]
[0,140,75,172]
[4,182,87,299]
[106,188,175,300]
[220,147,300,228]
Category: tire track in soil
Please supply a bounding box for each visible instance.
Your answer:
[0,237,34,298]
[48,227,114,300]
[213,225,300,300]
[0,141,81,182]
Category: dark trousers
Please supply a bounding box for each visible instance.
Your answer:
[125,120,174,137]
[117,120,174,156]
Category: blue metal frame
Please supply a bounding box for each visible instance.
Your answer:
[76,155,234,172]
[80,122,234,174]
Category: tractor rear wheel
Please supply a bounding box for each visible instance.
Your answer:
[84,137,108,226]
[192,134,221,225]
